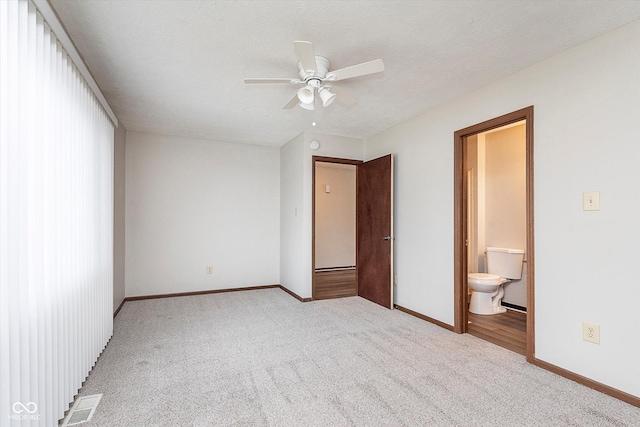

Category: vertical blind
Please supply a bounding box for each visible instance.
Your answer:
[1,0,114,425]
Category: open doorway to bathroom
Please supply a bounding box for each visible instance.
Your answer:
[454,107,535,362]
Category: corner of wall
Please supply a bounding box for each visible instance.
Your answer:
[113,122,126,314]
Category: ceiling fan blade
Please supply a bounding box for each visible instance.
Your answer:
[293,41,317,74]
[328,85,357,106]
[326,59,384,82]
[282,92,299,109]
[244,78,298,84]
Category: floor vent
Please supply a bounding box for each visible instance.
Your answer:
[62,394,103,426]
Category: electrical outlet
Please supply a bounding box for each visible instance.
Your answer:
[206,266,213,275]
[582,322,600,344]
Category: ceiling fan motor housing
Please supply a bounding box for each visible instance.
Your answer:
[298,56,330,81]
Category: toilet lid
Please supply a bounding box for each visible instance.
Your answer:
[468,273,503,285]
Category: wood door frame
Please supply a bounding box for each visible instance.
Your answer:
[312,156,362,300]
[453,106,535,363]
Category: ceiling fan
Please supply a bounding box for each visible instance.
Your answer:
[244,41,385,110]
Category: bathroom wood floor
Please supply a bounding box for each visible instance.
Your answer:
[468,309,526,355]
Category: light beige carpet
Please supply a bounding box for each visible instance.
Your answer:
[75,288,640,426]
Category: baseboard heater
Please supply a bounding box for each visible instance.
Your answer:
[315,266,356,272]
[501,302,527,313]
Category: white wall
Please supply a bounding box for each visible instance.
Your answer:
[125,131,280,297]
[280,132,363,298]
[485,125,526,250]
[280,132,306,298]
[113,122,126,312]
[365,109,455,326]
[315,163,356,269]
[365,20,640,397]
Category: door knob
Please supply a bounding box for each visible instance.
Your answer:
[383,236,394,241]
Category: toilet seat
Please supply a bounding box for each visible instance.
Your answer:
[468,273,502,285]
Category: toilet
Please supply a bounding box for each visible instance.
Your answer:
[468,247,524,315]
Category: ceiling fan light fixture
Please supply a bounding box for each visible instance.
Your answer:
[299,100,315,111]
[297,85,314,104]
[318,86,336,107]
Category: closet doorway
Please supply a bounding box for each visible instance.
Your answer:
[312,155,394,308]
[313,159,359,300]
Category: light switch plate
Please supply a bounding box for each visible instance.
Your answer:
[583,191,600,211]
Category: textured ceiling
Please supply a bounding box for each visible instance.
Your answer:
[50,1,640,147]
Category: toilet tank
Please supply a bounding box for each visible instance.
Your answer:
[486,247,524,279]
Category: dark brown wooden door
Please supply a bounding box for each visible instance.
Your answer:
[357,154,394,309]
